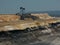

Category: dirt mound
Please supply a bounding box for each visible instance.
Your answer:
[0,14,20,22]
[31,13,52,19]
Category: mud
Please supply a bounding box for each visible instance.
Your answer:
[0,30,60,45]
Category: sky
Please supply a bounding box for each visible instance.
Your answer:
[0,0,60,14]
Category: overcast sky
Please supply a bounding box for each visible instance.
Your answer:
[0,0,60,14]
